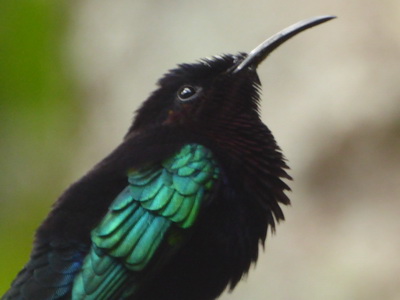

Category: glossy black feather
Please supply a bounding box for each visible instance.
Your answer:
[4,52,290,300]
[4,15,336,297]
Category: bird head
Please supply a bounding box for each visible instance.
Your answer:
[122,15,335,233]
[129,15,335,136]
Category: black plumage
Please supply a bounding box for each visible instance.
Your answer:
[2,16,334,300]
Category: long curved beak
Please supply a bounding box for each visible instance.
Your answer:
[232,15,336,74]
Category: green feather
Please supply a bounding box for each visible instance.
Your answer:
[73,144,219,298]
[176,164,196,176]
[192,168,213,183]
[164,145,192,170]
[128,166,161,186]
[126,216,171,270]
[95,203,137,237]
[92,205,144,250]
[90,246,113,276]
[109,209,152,258]
[159,192,185,217]
[169,151,193,169]
[159,168,173,186]
[73,246,129,300]
[111,186,134,211]
[194,145,206,160]
[169,194,195,224]
[172,174,200,195]
[129,175,163,201]
[181,188,204,228]
[141,185,174,211]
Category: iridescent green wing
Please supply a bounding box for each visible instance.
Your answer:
[72,144,219,299]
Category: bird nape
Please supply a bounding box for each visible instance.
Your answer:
[2,15,335,300]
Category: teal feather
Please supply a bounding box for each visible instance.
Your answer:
[193,145,206,161]
[73,144,219,298]
[164,144,192,170]
[172,174,200,195]
[95,203,137,237]
[159,168,173,186]
[92,205,144,250]
[180,188,204,228]
[90,246,113,276]
[141,185,174,211]
[126,216,171,270]
[169,194,195,224]
[108,209,151,258]
[111,186,134,211]
[192,169,213,184]
[128,167,161,186]
[81,251,107,292]
[129,175,163,201]
[89,264,122,298]
[186,159,208,171]
[73,247,129,300]
[168,151,193,170]
[158,192,185,217]
[176,164,196,176]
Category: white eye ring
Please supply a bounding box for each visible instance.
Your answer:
[177,85,198,101]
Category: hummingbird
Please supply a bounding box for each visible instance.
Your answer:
[2,15,335,300]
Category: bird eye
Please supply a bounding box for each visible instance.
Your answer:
[177,85,197,101]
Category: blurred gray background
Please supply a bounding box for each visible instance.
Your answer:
[1,1,399,299]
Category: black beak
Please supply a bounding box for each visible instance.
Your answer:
[232,15,336,74]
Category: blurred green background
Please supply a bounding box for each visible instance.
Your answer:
[0,0,82,292]
[1,1,399,299]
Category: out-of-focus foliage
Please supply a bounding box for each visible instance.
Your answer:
[0,1,82,293]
